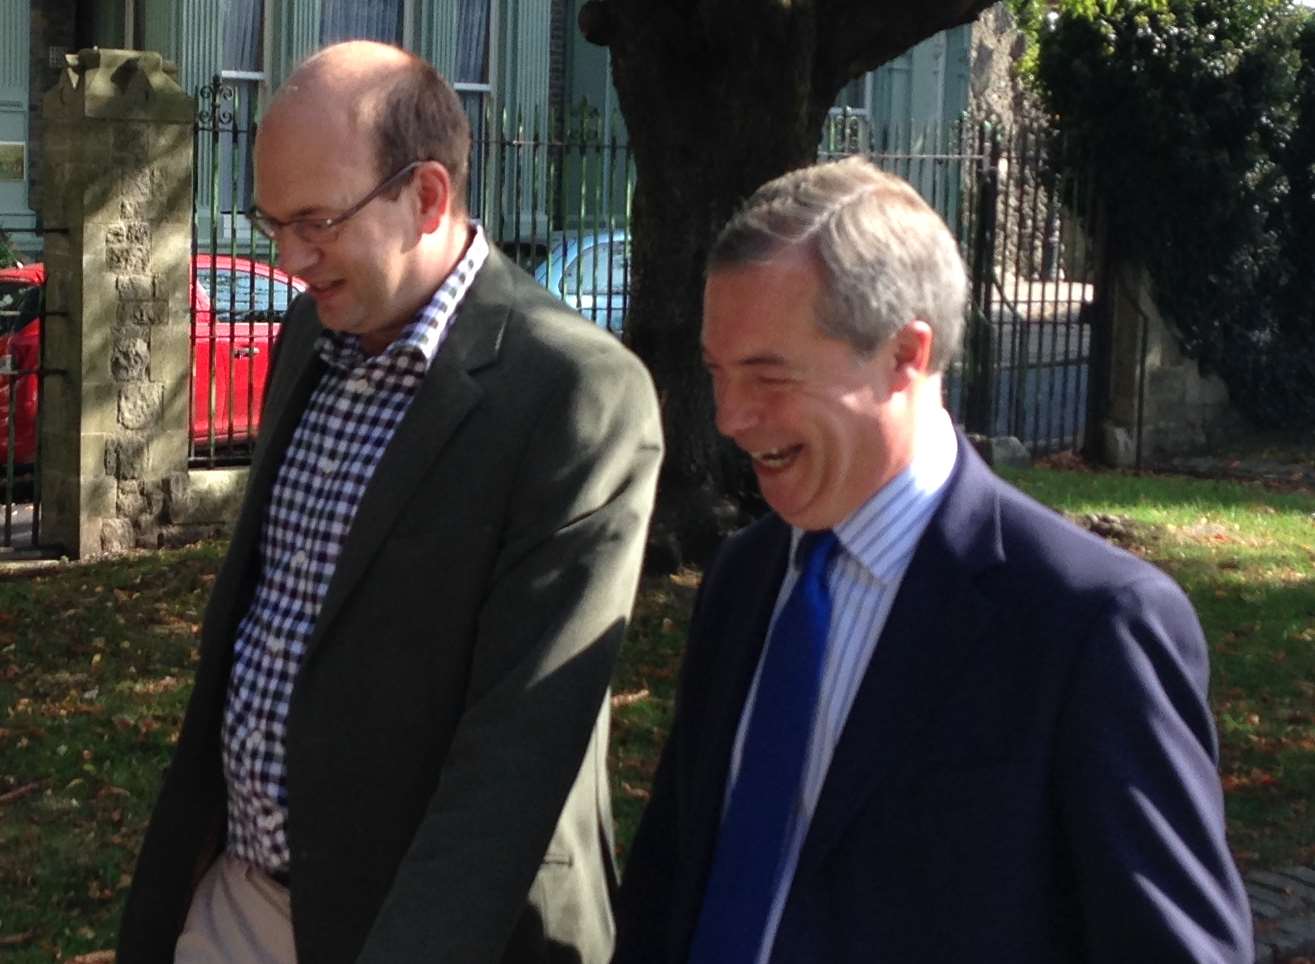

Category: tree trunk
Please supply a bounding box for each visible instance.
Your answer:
[583,0,997,564]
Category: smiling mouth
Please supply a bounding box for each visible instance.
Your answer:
[751,445,802,470]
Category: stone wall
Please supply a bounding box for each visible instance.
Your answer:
[1100,262,1244,466]
[965,8,1085,285]
[41,49,203,557]
[968,4,1033,128]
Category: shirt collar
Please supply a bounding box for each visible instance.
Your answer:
[791,407,958,584]
[316,224,490,372]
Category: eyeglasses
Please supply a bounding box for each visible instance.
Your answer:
[246,161,423,245]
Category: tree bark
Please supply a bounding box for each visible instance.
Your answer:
[585,0,998,562]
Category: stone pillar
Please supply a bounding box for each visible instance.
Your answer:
[1100,261,1242,467]
[40,49,194,557]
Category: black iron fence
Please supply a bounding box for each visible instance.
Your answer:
[467,104,635,335]
[190,79,298,469]
[189,80,1101,464]
[967,121,1099,456]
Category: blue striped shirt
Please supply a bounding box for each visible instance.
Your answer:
[729,409,959,964]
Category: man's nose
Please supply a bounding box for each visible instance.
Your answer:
[274,232,319,276]
[713,381,759,439]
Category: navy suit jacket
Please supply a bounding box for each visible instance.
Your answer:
[615,434,1252,963]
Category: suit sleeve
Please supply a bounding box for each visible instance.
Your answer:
[1056,574,1253,962]
[612,575,716,964]
[355,341,662,963]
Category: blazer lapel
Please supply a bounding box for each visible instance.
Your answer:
[684,521,792,862]
[306,253,511,648]
[791,437,1006,886]
[674,519,793,935]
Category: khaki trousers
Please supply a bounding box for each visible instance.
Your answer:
[174,854,296,964]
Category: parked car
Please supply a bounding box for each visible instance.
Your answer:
[532,230,630,335]
[0,255,306,468]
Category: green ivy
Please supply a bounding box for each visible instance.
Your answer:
[0,228,18,267]
[1024,0,1315,426]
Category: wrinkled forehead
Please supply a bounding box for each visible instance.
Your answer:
[262,84,369,148]
[252,101,378,212]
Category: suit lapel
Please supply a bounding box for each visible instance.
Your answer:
[674,519,793,938]
[684,521,792,870]
[306,251,511,649]
[790,438,1005,886]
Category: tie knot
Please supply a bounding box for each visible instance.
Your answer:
[795,529,838,572]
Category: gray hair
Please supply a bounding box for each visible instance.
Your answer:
[709,156,968,372]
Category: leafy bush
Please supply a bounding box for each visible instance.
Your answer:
[1025,0,1315,427]
[0,227,19,267]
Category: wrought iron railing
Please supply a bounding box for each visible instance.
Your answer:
[189,80,1102,463]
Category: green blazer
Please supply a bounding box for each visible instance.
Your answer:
[117,247,663,963]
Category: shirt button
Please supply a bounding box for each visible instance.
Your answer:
[291,550,308,570]
[346,377,369,393]
[268,638,285,656]
[318,455,337,475]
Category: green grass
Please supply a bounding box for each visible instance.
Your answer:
[2,466,1313,957]
[607,569,698,860]
[0,543,224,961]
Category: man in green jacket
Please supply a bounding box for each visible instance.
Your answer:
[118,41,661,964]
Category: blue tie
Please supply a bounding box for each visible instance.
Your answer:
[687,529,840,964]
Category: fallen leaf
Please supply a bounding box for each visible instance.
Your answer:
[612,689,650,708]
[67,950,115,963]
[0,781,43,804]
[621,781,651,801]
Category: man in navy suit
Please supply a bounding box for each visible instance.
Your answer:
[613,157,1252,963]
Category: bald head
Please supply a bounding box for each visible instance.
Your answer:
[268,41,471,211]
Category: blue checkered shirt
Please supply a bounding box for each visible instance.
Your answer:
[221,228,489,875]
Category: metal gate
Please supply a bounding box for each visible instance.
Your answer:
[187,91,1100,462]
[1,232,47,553]
[959,121,1098,455]
[826,114,1101,455]
[190,77,300,469]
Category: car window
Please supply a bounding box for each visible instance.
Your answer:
[0,282,41,336]
[228,273,297,313]
[562,242,631,297]
[203,266,298,320]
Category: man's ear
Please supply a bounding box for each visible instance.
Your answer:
[413,161,454,234]
[890,320,934,389]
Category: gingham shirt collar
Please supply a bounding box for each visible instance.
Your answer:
[315,225,489,375]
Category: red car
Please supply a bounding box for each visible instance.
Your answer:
[0,256,306,467]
